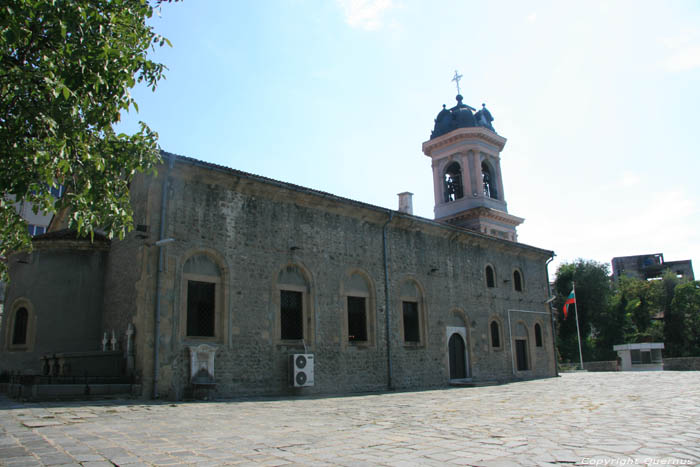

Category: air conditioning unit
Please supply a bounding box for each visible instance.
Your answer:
[289,353,314,387]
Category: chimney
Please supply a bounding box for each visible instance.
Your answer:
[397,192,413,215]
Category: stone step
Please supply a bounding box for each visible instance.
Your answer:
[449,380,500,387]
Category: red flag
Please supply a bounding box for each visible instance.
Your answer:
[563,290,576,318]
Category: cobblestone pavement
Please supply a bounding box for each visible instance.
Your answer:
[1,372,699,466]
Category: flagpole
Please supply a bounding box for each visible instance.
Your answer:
[573,281,584,370]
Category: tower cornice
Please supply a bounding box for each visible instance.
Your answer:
[422,127,507,157]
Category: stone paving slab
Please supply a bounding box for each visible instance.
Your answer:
[0,372,699,466]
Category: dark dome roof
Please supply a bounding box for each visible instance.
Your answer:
[431,95,494,139]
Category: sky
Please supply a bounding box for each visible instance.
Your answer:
[118,0,700,280]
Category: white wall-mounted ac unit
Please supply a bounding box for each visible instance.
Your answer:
[289,353,314,387]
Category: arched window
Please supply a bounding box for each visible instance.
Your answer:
[344,271,375,345]
[443,162,464,202]
[535,323,543,347]
[6,300,34,351]
[400,279,425,345]
[490,321,501,348]
[183,253,223,339]
[482,161,498,199]
[12,307,29,345]
[513,270,523,292]
[277,264,313,343]
[485,265,495,288]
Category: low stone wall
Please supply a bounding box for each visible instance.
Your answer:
[583,361,618,372]
[664,357,700,371]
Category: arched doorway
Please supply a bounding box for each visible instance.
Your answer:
[448,332,467,380]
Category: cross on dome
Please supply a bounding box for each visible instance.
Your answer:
[452,70,463,95]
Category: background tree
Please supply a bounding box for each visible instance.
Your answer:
[0,0,172,280]
[553,259,612,362]
[667,281,700,357]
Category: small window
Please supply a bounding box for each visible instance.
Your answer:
[535,323,543,347]
[485,265,495,288]
[12,307,29,345]
[281,290,304,340]
[490,321,500,348]
[347,296,367,342]
[403,301,420,342]
[513,270,523,292]
[50,184,64,198]
[630,349,641,364]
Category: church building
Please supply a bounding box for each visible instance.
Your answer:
[1,93,557,399]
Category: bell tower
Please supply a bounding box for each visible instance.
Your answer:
[422,93,523,242]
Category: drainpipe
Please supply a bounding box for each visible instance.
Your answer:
[382,211,394,390]
[545,254,559,376]
[153,154,174,398]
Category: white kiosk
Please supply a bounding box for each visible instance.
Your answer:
[613,343,664,371]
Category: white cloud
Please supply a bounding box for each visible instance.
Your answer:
[660,28,700,72]
[665,45,700,72]
[620,172,641,187]
[336,0,394,31]
[526,12,537,23]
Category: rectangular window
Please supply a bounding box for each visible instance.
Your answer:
[50,185,64,198]
[402,301,420,343]
[347,296,367,342]
[630,349,641,364]
[186,281,216,337]
[281,290,303,340]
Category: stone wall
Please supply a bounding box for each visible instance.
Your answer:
[0,243,108,374]
[120,157,556,399]
[583,361,618,372]
[664,357,700,371]
[1,154,557,399]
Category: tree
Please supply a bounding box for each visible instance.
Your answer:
[0,0,172,280]
[667,281,700,357]
[553,259,612,362]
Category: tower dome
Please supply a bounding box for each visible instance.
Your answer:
[430,95,496,139]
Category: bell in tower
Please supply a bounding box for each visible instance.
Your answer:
[422,83,523,242]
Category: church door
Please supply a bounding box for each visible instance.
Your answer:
[448,333,467,380]
[515,339,528,371]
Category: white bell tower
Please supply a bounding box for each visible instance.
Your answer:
[422,93,523,242]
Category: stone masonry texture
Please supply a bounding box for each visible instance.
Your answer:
[1,155,556,399]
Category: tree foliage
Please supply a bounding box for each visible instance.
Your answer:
[553,259,612,362]
[0,0,171,280]
[667,281,700,357]
[555,259,700,362]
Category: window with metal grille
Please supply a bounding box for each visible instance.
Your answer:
[12,307,29,345]
[402,301,420,343]
[485,265,495,288]
[347,296,367,342]
[535,323,542,347]
[514,270,523,291]
[490,321,500,348]
[186,281,216,337]
[281,290,303,340]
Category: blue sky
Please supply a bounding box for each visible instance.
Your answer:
[119,0,700,279]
